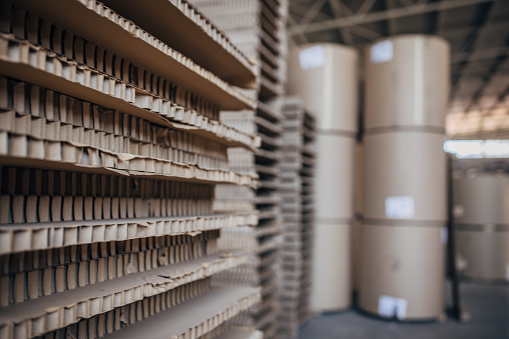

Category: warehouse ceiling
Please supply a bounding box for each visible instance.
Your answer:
[287,0,509,139]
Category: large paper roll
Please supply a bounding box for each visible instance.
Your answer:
[361,34,449,321]
[358,223,446,320]
[363,132,447,222]
[310,222,352,312]
[287,43,358,312]
[287,43,358,134]
[365,35,450,131]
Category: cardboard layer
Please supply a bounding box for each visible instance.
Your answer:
[0,233,220,306]
[102,286,260,339]
[0,37,259,150]
[0,252,251,338]
[201,325,263,339]
[0,104,230,172]
[232,302,279,331]
[257,100,285,122]
[215,262,278,287]
[255,116,284,135]
[278,96,316,337]
[49,278,213,338]
[456,229,509,281]
[1,7,224,119]
[260,76,283,99]
[218,224,283,252]
[359,223,446,320]
[191,0,287,59]
[250,293,279,315]
[365,35,449,130]
[0,213,258,255]
[100,0,256,88]
[9,0,255,110]
[0,132,258,188]
[0,230,220,275]
[187,1,288,335]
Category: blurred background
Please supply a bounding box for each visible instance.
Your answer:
[0,0,508,339]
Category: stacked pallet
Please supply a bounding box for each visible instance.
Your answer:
[0,0,264,338]
[278,97,316,338]
[188,1,288,338]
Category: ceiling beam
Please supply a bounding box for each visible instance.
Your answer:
[398,0,416,7]
[451,2,498,93]
[434,0,445,34]
[288,0,498,36]
[348,25,383,40]
[440,19,509,39]
[328,0,354,45]
[452,46,509,63]
[289,1,331,20]
[464,52,509,112]
[384,0,398,35]
[356,0,378,16]
[297,0,328,26]
[287,13,309,44]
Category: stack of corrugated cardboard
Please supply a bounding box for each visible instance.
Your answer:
[0,0,264,337]
[188,0,288,338]
[278,97,315,338]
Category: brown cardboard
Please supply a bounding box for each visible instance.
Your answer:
[0,129,258,187]
[200,324,262,339]
[73,278,213,337]
[358,223,446,320]
[0,252,252,337]
[100,0,256,89]
[9,0,255,110]
[102,285,260,339]
[1,1,269,338]
[0,212,258,255]
[0,47,258,151]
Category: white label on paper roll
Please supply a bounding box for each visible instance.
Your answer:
[385,196,415,219]
[371,40,393,64]
[378,295,407,319]
[441,227,448,244]
[299,45,325,70]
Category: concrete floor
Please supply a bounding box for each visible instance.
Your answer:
[298,282,509,339]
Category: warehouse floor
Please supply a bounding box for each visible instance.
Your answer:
[298,282,509,339]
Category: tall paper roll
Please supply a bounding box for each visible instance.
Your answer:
[288,43,359,311]
[360,34,449,320]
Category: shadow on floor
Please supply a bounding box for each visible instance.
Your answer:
[298,282,509,339]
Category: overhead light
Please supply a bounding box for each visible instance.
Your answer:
[444,140,509,158]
